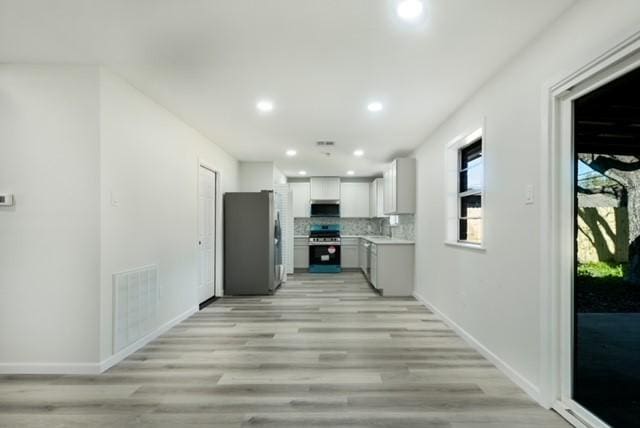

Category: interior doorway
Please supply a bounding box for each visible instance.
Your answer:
[198,165,217,305]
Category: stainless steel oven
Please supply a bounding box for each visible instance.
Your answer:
[308,224,341,273]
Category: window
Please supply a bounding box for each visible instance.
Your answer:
[458,140,483,243]
[445,127,484,248]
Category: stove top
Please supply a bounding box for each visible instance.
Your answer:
[309,224,340,245]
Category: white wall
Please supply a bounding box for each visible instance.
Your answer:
[99,69,239,361]
[239,161,277,192]
[238,161,287,192]
[0,65,240,372]
[0,66,101,370]
[273,165,287,186]
[412,0,640,404]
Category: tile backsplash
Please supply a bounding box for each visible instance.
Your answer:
[294,215,415,241]
[381,214,415,241]
[294,217,384,236]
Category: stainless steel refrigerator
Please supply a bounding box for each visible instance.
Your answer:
[224,191,283,295]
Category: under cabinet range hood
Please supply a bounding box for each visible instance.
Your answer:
[310,202,340,217]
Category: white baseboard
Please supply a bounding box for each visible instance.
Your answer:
[0,362,100,375]
[413,291,541,403]
[0,305,198,375]
[99,305,198,372]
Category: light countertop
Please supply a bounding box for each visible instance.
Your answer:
[295,234,414,245]
[349,235,415,245]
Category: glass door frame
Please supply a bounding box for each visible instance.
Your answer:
[542,32,640,428]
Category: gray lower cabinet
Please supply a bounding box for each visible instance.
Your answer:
[295,235,413,297]
[370,244,378,288]
[371,243,414,296]
[341,245,358,268]
[359,239,370,278]
[294,237,308,269]
[341,237,359,268]
[357,238,414,296]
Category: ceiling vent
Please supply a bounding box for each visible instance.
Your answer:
[316,141,335,157]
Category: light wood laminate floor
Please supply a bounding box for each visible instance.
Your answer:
[0,272,569,427]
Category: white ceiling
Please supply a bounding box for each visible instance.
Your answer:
[0,0,575,177]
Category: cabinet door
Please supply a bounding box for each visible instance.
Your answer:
[370,178,386,218]
[394,158,416,214]
[291,182,310,217]
[310,177,340,200]
[340,182,369,217]
[369,181,376,217]
[325,178,340,200]
[361,241,371,279]
[390,160,398,213]
[341,245,358,268]
[383,159,411,215]
[309,178,321,200]
[370,252,378,288]
[294,246,309,268]
[383,169,393,214]
[375,178,385,217]
[310,177,324,200]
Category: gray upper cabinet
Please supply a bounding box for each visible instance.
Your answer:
[294,176,391,218]
[340,182,370,218]
[369,178,386,218]
[383,158,416,215]
[290,182,310,218]
[310,177,340,201]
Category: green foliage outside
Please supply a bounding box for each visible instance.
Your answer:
[577,261,627,279]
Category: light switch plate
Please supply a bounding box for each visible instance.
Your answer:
[110,191,119,207]
[525,185,534,205]
[0,194,14,206]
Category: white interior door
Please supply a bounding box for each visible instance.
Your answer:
[198,166,216,303]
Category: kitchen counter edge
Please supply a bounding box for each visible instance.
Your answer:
[294,235,414,245]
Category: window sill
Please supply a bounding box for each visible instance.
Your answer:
[444,241,486,251]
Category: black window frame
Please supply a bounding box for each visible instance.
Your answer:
[457,139,483,244]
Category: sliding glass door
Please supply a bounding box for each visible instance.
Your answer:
[572,66,640,428]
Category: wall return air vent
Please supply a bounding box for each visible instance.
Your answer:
[113,265,159,353]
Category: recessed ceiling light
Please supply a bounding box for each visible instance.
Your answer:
[286,149,297,157]
[367,101,383,112]
[346,170,355,176]
[397,0,424,21]
[298,170,307,176]
[256,99,274,112]
[353,149,364,157]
